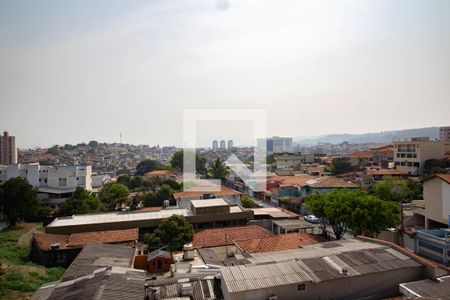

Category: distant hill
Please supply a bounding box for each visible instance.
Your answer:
[294,127,440,145]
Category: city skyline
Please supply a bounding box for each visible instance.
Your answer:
[1,0,449,148]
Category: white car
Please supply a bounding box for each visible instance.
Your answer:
[304,215,319,223]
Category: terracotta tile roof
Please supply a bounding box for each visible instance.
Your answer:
[267,175,318,187]
[33,228,139,251]
[173,185,241,200]
[349,150,374,158]
[436,174,450,184]
[307,176,359,188]
[146,170,177,175]
[235,233,324,253]
[32,232,70,251]
[66,228,139,248]
[192,225,273,248]
[367,169,409,176]
[372,149,394,156]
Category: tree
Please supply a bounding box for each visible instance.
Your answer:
[117,175,144,190]
[47,145,59,156]
[156,184,175,204]
[330,157,354,175]
[142,192,161,207]
[98,183,129,210]
[143,233,162,252]
[306,189,401,239]
[423,159,450,176]
[162,179,182,191]
[372,176,414,202]
[208,158,230,181]
[88,140,99,147]
[241,195,257,208]
[135,160,161,176]
[153,215,194,251]
[0,177,39,225]
[170,150,207,175]
[58,187,101,216]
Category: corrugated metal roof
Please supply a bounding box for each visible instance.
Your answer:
[221,240,424,293]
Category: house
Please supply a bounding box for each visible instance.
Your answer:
[31,243,143,300]
[234,233,323,253]
[0,163,95,208]
[394,138,450,175]
[173,185,241,206]
[420,174,450,229]
[45,198,253,234]
[274,153,314,170]
[347,150,374,167]
[30,228,138,267]
[192,225,273,248]
[147,249,174,273]
[145,170,177,180]
[303,176,360,194]
[220,238,449,300]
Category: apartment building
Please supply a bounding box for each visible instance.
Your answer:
[274,153,314,170]
[440,126,450,141]
[258,136,293,154]
[0,163,93,208]
[393,137,450,175]
[0,131,17,164]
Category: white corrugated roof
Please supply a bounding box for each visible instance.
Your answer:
[191,198,229,208]
[47,208,191,227]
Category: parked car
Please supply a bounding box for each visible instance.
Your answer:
[304,215,319,223]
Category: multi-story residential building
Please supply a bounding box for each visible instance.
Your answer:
[0,131,17,164]
[393,137,450,175]
[212,140,218,150]
[220,140,226,149]
[258,136,293,154]
[0,163,93,208]
[439,126,450,141]
[227,139,234,149]
[274,153,314,170]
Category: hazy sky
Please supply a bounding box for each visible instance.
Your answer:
[1,0,449,148]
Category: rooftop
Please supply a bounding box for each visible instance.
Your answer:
[192,225,273,248]
[305,176,359,189]
[33,228,138,250]
[32,266,146,300]
[221,239,423,293]
[146,170,177,175]
[249,207,298,219]
[367,169,409,176]
[400,275,450,299]
[173,185,241,199]
[47,208,191,228]
[61,243,135,282]
[191,198,229,208]
[272,219,317,231]
[235,233,324,253]
[267,175,318,187]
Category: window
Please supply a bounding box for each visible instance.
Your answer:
[297,283,306,291]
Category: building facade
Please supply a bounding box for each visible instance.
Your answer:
[258,136,293,154]
[0,163,93,208]
[440,126,450,141]
[393,138,450,175]
[0,131,17,164]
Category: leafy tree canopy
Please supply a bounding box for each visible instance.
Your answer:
[241,195,257,208]
[170,151,207,175]
[330,157,355,175]
[305,189,400,239]
[135,159,162,176]
[153,215,194,251]
[88,140,99,147]
[98,183,129,210]
[0,177,40,225]
[372,176,421,202]
[58,187,101,217]
[208,158,230,181]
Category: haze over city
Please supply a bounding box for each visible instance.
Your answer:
[1,0,449,148]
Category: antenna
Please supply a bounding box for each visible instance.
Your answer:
[120,132,122,144]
